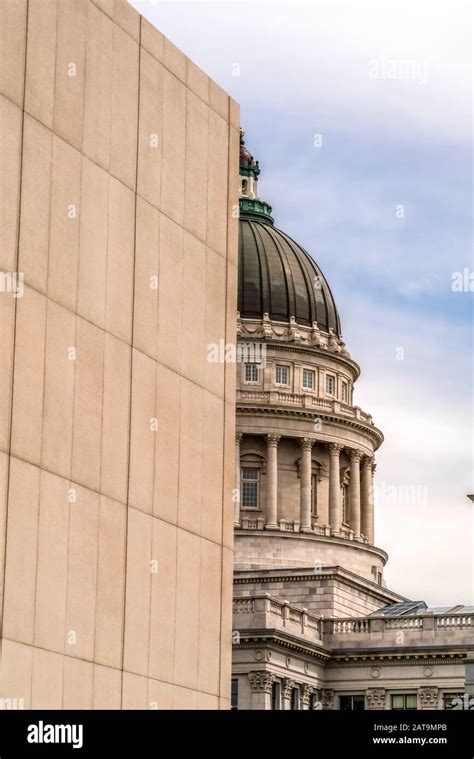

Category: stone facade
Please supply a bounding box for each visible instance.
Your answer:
[232,593,472,710]
[0,0,238,709]
[234,567,403,618]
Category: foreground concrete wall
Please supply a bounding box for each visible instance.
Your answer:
[0,0,238,709]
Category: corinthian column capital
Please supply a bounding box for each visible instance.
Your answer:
[349,448,362,462]
[235,432,243,445]
[299,437,314,451]
[361,454,373,469]
[266,433,281,447]
[248,672,274,694]
[328,443,343,455]
[301,683,312,706]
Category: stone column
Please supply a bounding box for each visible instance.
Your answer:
[248,672,274,710]
[349,449,361,538]
[328,444,343,534]
[361,456,375,543]
[234,433,242,526]
[370,461,376,543]
[265,434,281,529]
[299,438,314,533]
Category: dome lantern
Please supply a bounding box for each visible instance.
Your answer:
[239,129,274,223]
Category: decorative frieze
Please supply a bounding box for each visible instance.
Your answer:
[418,686,439,709]
[237,315,351,356]
[366,688,386,710]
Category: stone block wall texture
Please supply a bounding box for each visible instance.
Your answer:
[0,0,239,709]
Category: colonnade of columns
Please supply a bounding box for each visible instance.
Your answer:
[234,433,376,544]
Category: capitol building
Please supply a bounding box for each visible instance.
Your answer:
[230,132,474,711]
[0,0,471,713]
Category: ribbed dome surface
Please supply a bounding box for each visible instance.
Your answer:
[238,216,341,336]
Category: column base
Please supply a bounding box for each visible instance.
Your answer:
[300,527,313,534]
[265,523,279,531]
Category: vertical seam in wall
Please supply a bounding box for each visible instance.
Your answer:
[0,0,30,701]
[120,12,142,708]
[146,59,161,688]
[64,200,80,699]
[72,9,87,689]
[47,2,72,709]
[69,7,90,704]
[146,359,157,699]
[170,80,185,706]
[92,17,114,689]
[217,98,232,706]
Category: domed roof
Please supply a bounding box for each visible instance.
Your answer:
[238,213,341,336]
[237,131,341,336]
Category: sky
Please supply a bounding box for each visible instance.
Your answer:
[130,0,473,606]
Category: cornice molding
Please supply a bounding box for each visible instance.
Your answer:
[233,575,400,607]
[235,630,470,669]
[236,406,383,448]
[236,630,330,663]
[234,530,389,565]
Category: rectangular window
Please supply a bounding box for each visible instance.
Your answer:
[342,381,348,403]
[231,679,238,710]
[342,484,349,524]
[340,695,365,711]
[392,694,417,710]
[290,687,299,711]
[303,369,314,390]
[311,474,318,516]
[271,681,280,711]
[241,468,259,509]
[443,693,465,710]
[245,363,259,382]
[325,374,335,395]
[276,365,289,385]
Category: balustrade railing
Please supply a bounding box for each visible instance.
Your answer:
[437,615,472,628]
[233,595,321,638]
[232,596,473,645]
[385,617,423,630]
[236,389,375,426]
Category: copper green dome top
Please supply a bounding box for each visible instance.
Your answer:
[238,132,341,336]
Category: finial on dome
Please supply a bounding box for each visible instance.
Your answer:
[238,128,273,223]
[239,128,260,179]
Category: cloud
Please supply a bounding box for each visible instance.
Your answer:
[131,0,474,605]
